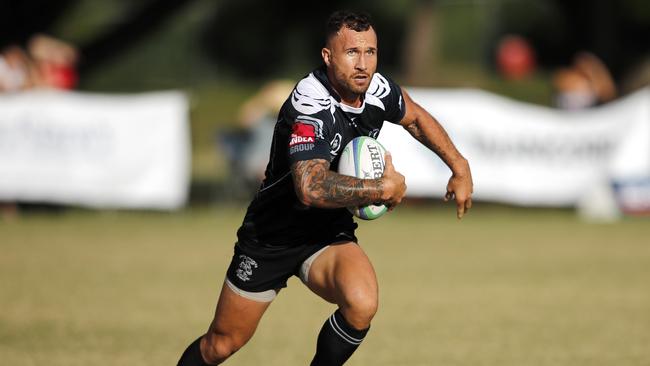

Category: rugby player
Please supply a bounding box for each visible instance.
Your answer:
[178,10,473,366]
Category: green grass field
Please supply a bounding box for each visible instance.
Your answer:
[2,204,649,366]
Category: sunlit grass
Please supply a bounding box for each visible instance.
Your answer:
[2,205,649,365]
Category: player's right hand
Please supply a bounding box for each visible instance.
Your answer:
[380,152,406,210]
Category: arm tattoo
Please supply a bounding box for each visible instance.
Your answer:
[405,121,451,162]
[291,159,383,208]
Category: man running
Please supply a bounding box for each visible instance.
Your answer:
[178,10,473,366]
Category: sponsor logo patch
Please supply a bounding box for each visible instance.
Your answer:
[290,144,314,154]
[290,122,316,147]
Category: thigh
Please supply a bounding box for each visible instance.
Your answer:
[206,281,272,344]
[305,242,378,308]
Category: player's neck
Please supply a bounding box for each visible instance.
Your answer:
[326,71,363,108]
[338,92,363,108]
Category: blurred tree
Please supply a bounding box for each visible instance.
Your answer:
[78,0,197,75]
[492,0,650,82]
[0,0,199,79]
[200,0,409,79]
[4,0,646,92]
[0,0,77,48]
[401,0,440,85]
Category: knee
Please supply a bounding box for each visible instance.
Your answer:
[341,290,378,330]
[202,333,247,364]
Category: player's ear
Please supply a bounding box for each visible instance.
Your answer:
[321,48,331,66]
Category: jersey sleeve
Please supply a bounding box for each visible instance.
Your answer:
[287,114,332,163]
[377,73,406,124]
[284,82,334,164]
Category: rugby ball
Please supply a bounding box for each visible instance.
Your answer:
[337,136,388,220]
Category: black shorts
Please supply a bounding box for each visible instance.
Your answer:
[225,231,357,293]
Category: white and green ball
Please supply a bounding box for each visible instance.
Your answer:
[337,136,388,220]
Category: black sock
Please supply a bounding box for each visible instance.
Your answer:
[177,336,211,366]
[310,310,370,366]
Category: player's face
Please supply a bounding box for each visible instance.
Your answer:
[322,26,378,102]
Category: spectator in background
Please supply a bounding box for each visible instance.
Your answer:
[28,33,78,90]
[0,45,36,92]
[0,34,78,220]
[0,34,78,93]
[217,79,294,197]
[237,79,294,183]
[552,51,617,110]
[0,45,35,219]
[496,34,537,80]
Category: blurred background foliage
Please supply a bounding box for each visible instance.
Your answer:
[2,0,649,182]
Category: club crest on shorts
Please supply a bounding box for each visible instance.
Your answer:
[236,255,258,282]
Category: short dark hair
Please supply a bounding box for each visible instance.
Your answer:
[325,10,374,45]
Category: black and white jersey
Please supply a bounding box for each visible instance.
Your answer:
[236,65,406,250]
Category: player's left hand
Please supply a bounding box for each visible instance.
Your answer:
[444,167,473,219]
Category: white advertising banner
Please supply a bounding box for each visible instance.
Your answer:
[378,87,650,207]
[0,90,190,210]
